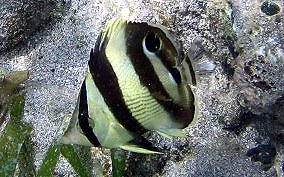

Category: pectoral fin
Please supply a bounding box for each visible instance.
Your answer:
[151,91,172,102]
[156,128,187,139]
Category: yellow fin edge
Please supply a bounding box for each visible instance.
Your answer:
[120,144,163,154]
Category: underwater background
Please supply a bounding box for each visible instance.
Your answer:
[0,0,283,176]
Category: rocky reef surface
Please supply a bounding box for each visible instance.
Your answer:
[0,0,283,176]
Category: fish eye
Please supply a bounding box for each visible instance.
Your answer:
[144,33,161,53]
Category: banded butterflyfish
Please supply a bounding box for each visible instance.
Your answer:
[61,19,198,154]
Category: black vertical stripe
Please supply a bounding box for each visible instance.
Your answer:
[125,23,195,128]
[78,80,100,146]
[88,32,146,135]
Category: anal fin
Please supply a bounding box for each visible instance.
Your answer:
[120,144,162,154]
[120,136,162,154]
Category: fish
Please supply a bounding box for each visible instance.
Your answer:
[61,19,197,154]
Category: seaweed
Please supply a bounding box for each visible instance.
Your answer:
[0,95,93,177]
[111,149,127,177]
[60,144,89,177]
[0,96,32,177]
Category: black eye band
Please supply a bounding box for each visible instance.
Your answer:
[168,67,181,84]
